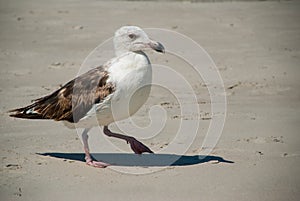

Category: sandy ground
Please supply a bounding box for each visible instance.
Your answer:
[1,0,300,200]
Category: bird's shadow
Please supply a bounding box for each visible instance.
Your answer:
[37,152,234,167]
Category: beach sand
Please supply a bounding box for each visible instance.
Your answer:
[0,0,299,200]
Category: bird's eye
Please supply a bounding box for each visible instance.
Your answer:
[128,33,136,39]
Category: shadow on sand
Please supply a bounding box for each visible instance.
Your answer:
[38,152,234,167]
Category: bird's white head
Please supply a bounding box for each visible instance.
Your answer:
[113,26,165,56]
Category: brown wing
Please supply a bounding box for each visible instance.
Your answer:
[9,66,115,123]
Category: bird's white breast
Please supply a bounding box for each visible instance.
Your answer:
[104,52,152,123]
[72,52,152,128]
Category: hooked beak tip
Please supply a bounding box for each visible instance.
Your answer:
[149,41,165,54]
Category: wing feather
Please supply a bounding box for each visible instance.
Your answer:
[9,66,115,123]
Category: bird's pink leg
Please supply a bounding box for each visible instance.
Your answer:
[103,126,153,154]
[81,128,110,168]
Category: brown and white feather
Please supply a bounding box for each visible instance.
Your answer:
[9,66,115,123]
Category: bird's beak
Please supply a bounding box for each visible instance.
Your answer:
[149,40,165,53]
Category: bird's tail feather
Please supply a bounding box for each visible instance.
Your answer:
[8,103,48,120]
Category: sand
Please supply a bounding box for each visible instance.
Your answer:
[0,0,299,200]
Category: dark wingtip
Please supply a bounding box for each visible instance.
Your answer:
[8,110,45,120]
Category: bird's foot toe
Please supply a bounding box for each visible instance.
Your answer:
[127,137,154,154]
[85,159,110,168]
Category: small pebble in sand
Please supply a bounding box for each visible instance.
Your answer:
[14,187,22,197]
[271,136,284,143]
[6,164,21,170]
[17,17,24,21]
[201,117,212,120]
[51,62,61,66]
[73,25,84,30]
[227,82,241,90]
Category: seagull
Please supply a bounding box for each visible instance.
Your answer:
[9,26,165,168]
